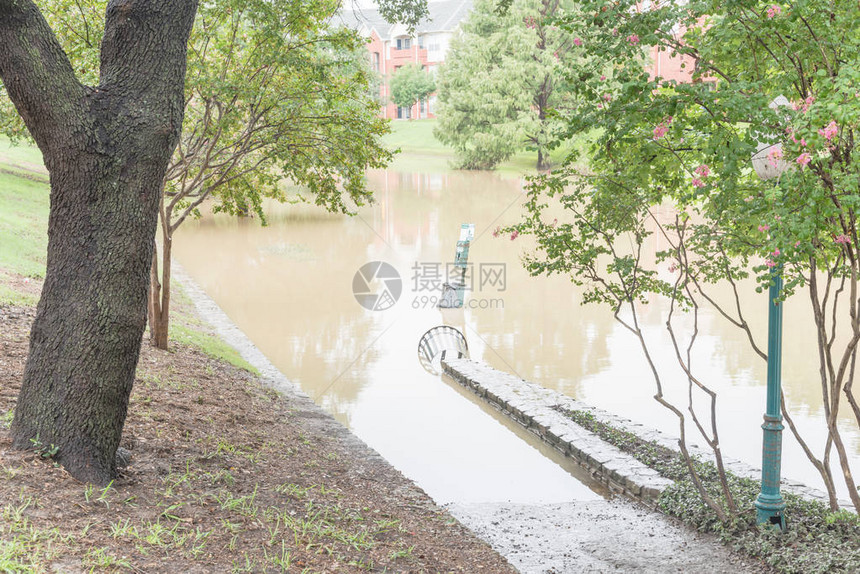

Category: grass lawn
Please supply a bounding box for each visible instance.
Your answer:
[0,135,44,170]
[381,118,588,177]
[0,157,253,371]
[0,172,49,280]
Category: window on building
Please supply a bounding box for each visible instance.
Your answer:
[397,106,411,119]
[418,35,425,48]
[372,52,380,72]
[395,37,412,50]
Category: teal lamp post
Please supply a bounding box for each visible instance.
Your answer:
[750,98,791,530]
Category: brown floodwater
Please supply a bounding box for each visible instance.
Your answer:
[174,167,860,501]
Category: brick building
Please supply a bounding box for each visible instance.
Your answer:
[341,2,695,121]
[341,1,473,120]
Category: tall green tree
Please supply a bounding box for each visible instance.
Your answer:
[0,0,426,485]
[389,63,435,118]
[148,0,392,349]
[510,1,860,516]
[434,0,577,170]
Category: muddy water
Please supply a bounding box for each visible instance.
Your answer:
[174,168,860,499]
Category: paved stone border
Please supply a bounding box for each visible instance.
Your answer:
[442,357,848,509]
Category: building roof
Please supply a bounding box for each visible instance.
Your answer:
[339,0,473,38]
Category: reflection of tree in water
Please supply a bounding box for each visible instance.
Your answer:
[468,293,614,398]
[363,169,525,249]
[362,168,619,397]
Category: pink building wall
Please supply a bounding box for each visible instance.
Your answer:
[368,31,441,120]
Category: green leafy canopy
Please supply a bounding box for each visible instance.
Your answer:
[434,0,583,170]
[389,63,436,111]
[513,0,860,305]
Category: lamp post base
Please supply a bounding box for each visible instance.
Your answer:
[755,494,786,531]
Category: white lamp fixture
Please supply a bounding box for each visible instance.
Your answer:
[751,95,793,181]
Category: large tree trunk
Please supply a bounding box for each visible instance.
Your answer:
[0,0,197,485]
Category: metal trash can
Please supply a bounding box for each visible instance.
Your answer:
[417,325,469,374]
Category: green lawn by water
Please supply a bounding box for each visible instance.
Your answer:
[381,118,586,176]
[0,142,255,370]
[0,169,49,305]
[0,136,50,281]
[0,135,44,167]
[0,171,49,279]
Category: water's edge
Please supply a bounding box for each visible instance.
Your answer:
[442,356,851,510]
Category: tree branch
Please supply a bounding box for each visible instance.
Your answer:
[100,0,198,97]
[0,0,85,157]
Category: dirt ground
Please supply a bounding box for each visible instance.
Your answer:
[0,293,515,572]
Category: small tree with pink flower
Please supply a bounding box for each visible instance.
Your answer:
[509,0,860,522]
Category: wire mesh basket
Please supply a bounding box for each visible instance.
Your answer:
[417,325,469,374]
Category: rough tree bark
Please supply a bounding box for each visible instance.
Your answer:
[0,0,198,485]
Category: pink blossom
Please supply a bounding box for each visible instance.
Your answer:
[668,263,678,273]
[796,152,811,168]
[766,259,777,268]
[652,117,672,140]
[835,234,851,244]
[766,4,781,18]
[510,230,520,241]
[818,120,838,141]
[767,147,783,168]
[597,103,604,109]
[694,164,710,177]
[788,132,807,147]
[772,249,781,257]
[627,34,640,45]
[692,178,705,188]
[792,95,815,113]
[758,224,770,232]
[745,195,755,202]
[574,37,583,47]
[612,28,619,36]
[774,215,782,221]
[600,75,607,81]
[795,241,801,247]
[492,226,501,238]
[551,218,558,227]
[603,93,612,101]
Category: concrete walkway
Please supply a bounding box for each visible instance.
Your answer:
[448,500,764,573]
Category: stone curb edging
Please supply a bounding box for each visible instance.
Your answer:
[442,357,674,505]
[171,265,395,471]
[441,357,849,509]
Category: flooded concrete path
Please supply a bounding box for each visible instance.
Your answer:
[448,500,764,573]
[176,265,764,573]
[174,168,860,499]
